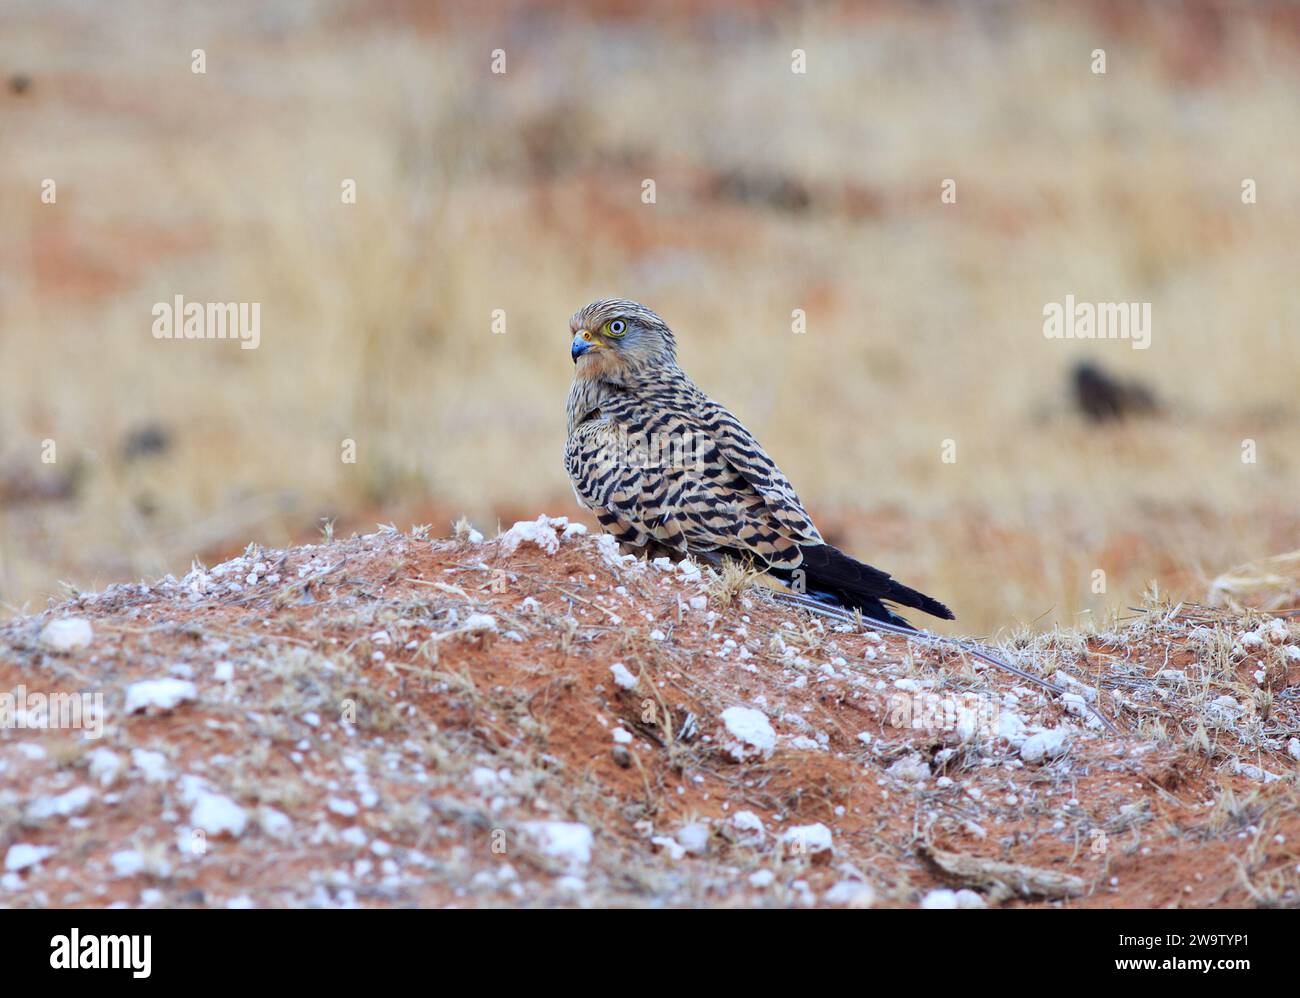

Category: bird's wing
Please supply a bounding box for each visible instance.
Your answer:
[572,378,821,569]
[686,385,823,548]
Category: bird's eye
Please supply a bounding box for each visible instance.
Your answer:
[605,319,627,337]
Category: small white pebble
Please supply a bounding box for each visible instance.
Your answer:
[609,663,638,690]
[38,618,93,652]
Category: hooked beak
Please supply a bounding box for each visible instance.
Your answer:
[571,329,600,363]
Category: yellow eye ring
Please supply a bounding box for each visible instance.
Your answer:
[604,319,627,338]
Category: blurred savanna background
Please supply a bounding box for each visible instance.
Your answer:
[1,0,1297,635]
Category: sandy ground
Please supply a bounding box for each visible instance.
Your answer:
[1,518,1298,908]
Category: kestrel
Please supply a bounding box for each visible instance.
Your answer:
[564,298,954,628]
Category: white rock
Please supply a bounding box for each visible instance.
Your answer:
[609,663,638,690]
[676,822,710,855]
[1234,760,1281,783]
[124,678,197,713]
[39,617,93,652]
[258,807,293,840]
[781,823,833,858]
[650,835,686,860]
[24,786,94,822]
[109,849,146,878]
[748,869,775,888]
[728,810,766,847]
[470,767,500,790]
[887,753,931,783]
[1052,671,1097,702]
[824,880,876,907]
[327,797,359,817]
[591,532,626,568]
[131,748,171,783]
[921,888,986,909]
[1205,695,1241,727]
[520,821,593,871]
[462,614,497,633]
[190,792,247,837]
[996,708,1030,744]
[87,749,124,786]
[1020,729,1071,764]
[5,843,54,872]
[500,516,566,556]
[340,827,368,847]
[721,706,776,762]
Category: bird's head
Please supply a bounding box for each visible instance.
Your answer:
[569,298,677,381]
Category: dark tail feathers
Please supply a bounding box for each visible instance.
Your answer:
[788,544,954,628]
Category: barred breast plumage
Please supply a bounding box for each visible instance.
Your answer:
[564,298,953,628]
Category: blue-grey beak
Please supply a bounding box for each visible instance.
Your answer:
[571,330,595,363]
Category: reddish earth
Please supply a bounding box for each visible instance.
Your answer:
[1,518,1297,908]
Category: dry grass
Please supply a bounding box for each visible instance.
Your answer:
[1,1,1298,635]
[1210,550,1300,612]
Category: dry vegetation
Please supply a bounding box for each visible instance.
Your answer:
[2,522,1298,908]
[1,0,1298,634]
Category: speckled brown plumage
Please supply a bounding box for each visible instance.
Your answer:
[564,298,953,627]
